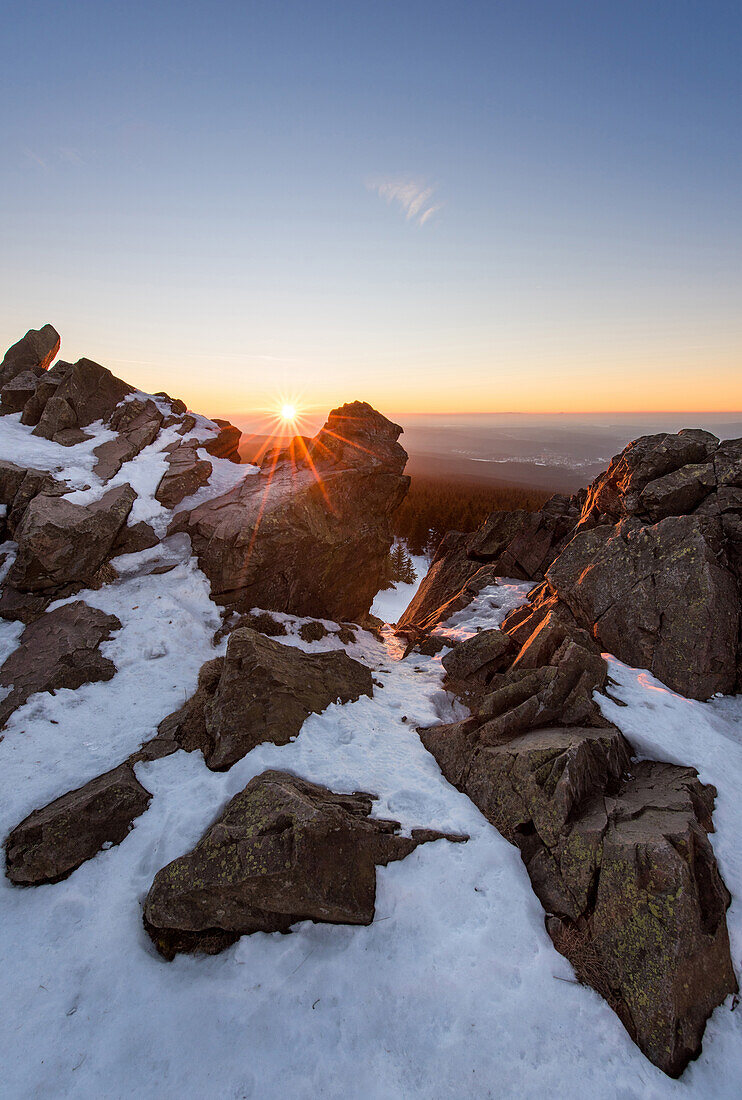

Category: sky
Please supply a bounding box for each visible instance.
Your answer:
[1,0,740,419]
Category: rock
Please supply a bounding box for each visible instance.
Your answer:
[32,358,133,443]
[5,467,69,536]
[0,601,121,727]
[638,462,716,521]
[20,360,72,425]
[467,496,579,579]
[552,762,737,1077]
[581,429,720,524]
[203,418,241,462]
[5,764,150,885]
[111,520,160,556]
[9,484,136,593]
[441,629,514,688]
[0,324,60,387]
[546,515,739,699]
[172,402,409,622]
[92,397,164,481]
[202,628,372,770]
[143,769,466,958]
[0,586,52,624]
[0,370,40,414]
[155,441,212,509]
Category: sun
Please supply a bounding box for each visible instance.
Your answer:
[280,403,297,423]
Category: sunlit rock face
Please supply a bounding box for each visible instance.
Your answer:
[172,402,410,622]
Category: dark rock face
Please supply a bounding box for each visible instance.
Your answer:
[418,590,737,1077]
[9,485,136,592]
[143,769,466,958]
[5,764,150,885]
[157,627,373,771]
[155,441,212,508]
[32,358,133,444]
[1,370,40,415]
[546,515,739,699]
[172,402,409,622]
[0,601,121,727]
[203,418,241,462]
[0,324,60,388]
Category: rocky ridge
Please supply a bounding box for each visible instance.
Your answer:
[399,428,742,1076]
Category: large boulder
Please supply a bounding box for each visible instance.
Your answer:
[203,418,241,462]
[155,440,212,509]
[0,324,59,388]
[9,484,136,592]
[143,769,466,958]
[172,402,409,621]
[0,601,121,727]
[32,358,133,444]
[5,763,150,885]
[0,370,41,415]
[157,627,373,770]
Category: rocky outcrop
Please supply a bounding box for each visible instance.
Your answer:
[402,429,742,699]
[172,401,409,621]
[0,324,60,389]
[0,601,121,727]
[32,358,134,445]
[9,485,136,592]
[203,418,241,462]
[156,627,373,770]
[416,583,736,1076]
[92,397,164,481]
[143,769,466,959]
[5,764,150,885]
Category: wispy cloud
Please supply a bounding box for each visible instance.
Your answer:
[368,177,443,227]
[23,147,48,172]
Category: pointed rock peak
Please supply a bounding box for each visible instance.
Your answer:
[0,324,60,387]
[263,401,408,476]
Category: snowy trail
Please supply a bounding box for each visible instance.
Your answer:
[1,569,741,1097]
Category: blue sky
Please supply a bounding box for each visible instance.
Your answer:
[2,1,740,415]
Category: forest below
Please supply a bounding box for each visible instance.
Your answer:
[392,475,553,557]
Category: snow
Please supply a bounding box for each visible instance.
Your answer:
[2,416,742,1096]
[370,551,429,624]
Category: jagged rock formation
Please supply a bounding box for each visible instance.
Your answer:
[0,324,60,393]
[143,770,466,959]
[171,401,409,621]
[400,428,742,700]
[5,764,151,885]
[154,627,373,770]
[406,454,741,1075]
[0,328,408,628]
[418,604,737,1076]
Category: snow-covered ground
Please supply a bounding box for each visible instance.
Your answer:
[370,550,429,624]
[1,415,741,1098]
